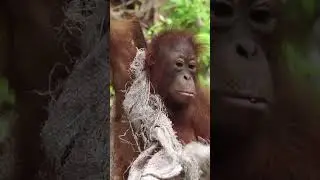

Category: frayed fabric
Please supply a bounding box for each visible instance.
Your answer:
[123,49,210,180]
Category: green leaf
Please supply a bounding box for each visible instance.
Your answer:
[0,77,15,105]
[302,0,315,18]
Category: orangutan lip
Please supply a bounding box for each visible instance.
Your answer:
[216,91,268,104]
[177,91,195,97]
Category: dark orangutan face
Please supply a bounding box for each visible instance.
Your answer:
[212,0,280,137]
[212,0,278,113]
[149,36,197,106]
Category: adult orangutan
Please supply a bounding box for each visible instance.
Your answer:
[212,0,320,179]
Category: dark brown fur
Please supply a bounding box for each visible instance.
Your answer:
[110,17,147,180]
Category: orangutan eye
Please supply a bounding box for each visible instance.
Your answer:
[214,0,234,18]
[250,8,272,24]
[175,58,184,68]
[188,61,196,71]
[176,62,183,67]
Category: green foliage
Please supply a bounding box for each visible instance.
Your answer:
[146,0,211,87]
[0,77,16,142]
[301,0,315,18]
[283,42,320,91]
[284,43,319,76]
[282,0,320,92]
[0,77,15,105]
[285,0,316,20]
[110,85,115,106]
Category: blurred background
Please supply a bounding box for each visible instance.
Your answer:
[280,0,320,105]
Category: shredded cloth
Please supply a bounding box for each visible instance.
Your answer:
[39,0,108,179]
[122,48,211,180]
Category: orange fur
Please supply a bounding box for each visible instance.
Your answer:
[110,17,146,180]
